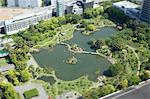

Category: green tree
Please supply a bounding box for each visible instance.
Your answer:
[137,33,146,42]
[128,75,141,86]
[0,0,7,6]
[19,70,30,82]
[118,79,128,89]
[65,14,82,24]
[99,84,115,97]
[86,24,96,31]
[141,70,150,80]
[84,7,104,19]
[107,63,123,77]
[0,83,19,99]
[110,38,125,52]
[83,88,99,99]
[80,19,89,28]
[13,77,19,86]
[6,70,19,84]
[58,16,66,25]
[84,8,93,18]
[105,6,129,23]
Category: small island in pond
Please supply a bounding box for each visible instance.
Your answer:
[66,56,78,65]
[70,44,83,52]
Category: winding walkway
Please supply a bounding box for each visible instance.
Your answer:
[126,45,141,75]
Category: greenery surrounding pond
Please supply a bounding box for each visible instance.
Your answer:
[2,1,150,99]
[32,28,117,81]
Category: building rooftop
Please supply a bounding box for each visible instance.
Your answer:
[113,1,140,9]
[100,80,150,99]
[0,7,31,20]
[0,6,54,21]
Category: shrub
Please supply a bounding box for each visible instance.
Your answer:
[23,88,39,99]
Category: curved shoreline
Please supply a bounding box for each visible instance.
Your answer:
[60,42,116,64]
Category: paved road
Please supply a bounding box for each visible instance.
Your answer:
[101,80,150,99]
[0,64,15,72]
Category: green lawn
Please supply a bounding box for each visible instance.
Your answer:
[0,58,8,66]
[33,24,75,49]
[23,88,39,99]
[56,76,92,95]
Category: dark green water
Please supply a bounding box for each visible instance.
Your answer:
[32,27,117,81]
[38,76,56,85]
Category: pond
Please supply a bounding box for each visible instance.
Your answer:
[32,27,117,81]
[38,76,56,85]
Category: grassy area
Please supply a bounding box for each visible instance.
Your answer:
[59,24,75,42]
[23,88,39,99]
[56,76,92,94]
[82,16,115,35]
[34,76,93,99]
[0,58,8,66]
[33,24,75,49]
[93,16,115,28]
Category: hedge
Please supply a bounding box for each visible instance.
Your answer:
[23,88,39,99]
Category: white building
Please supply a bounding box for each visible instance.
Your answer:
[56,0,65,16]
[0,7,53,35]
[51,0,57,6]
[7,0,18,7]
[113,1,141,19]
[7,0,42,8]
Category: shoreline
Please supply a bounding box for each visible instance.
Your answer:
[81,24,116,36]
[29,26,116,71]
[27,53,40,68]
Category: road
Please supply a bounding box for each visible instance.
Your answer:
[101,80,150,99]
[0,64,15,72]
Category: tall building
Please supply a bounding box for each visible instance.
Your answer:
[56,0,65,16]
[51,0,56,6]
[7,0,42,8]
[44,0,51,6]
[7,0,19,7]
[140,0,150,24]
